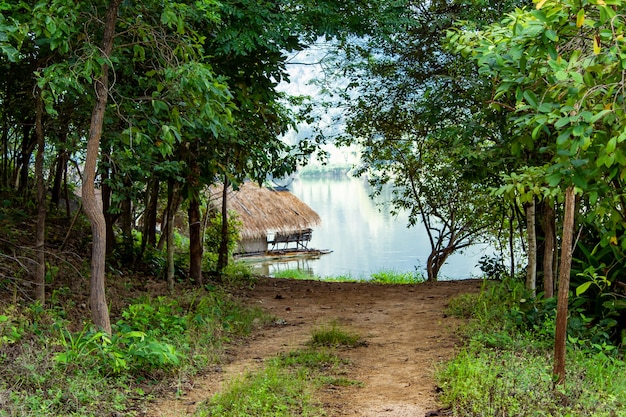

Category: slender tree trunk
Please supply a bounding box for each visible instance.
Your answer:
[188,193,203,286]
[165,179,179,291]
[217,177,230,274]
[525,198,537,295]
[81,0,122,334]
[187,147,203,285]
[50,131,68,206]
[101,158,116,256]
[17,123,35,194]
[140,177,159,257]
[34,89,46,305]
[553,186,576,386]
[509,210,516,278]
[543,201,556,298]
[1,106,8,188]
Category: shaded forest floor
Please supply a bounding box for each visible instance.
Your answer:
[148,277,483,417]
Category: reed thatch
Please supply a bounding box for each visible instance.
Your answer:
[210,182,321,240]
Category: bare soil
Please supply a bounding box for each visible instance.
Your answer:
[148,277,483,417]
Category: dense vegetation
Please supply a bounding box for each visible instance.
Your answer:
[440,278,625,416]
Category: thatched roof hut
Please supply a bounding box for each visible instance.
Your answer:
[211,182,321,254]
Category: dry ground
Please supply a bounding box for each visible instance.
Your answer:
[148,277,483,417]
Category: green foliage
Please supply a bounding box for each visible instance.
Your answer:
[439,280,626,416]
[450,0,626,247]
[570,240,626,346]
[0,306,28,345]
[219,262,256,288]
[55,325,181,375]
[369,269,425,284]
[477,255,509,280]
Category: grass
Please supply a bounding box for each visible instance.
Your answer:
[0,286,273,417]
[309,320,365,348]
[438,278,626,417]
[273,268,425,284]
[369,269,425,284]
[196,322,363,417]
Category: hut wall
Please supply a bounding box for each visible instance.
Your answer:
[237,237,268,254]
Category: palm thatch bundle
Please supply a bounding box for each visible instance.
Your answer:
[210,182,321,240]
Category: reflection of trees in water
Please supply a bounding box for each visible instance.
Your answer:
[251,257,315,277]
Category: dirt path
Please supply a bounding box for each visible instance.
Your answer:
[148,278,482,417]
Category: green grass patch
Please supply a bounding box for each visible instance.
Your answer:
[197,324,363,417]
[309,321,365,348]
[369,269,425,284]
[438,278,626,416]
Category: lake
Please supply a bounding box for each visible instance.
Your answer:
[250,175,490,280]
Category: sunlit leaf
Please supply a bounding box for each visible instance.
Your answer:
[576,9,585,28]
[593,35,601,54]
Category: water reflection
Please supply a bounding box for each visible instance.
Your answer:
[251,175,489,280]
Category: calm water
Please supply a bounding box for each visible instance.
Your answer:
[252,175,490,280]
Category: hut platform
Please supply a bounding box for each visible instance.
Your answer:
[235,249,332,262]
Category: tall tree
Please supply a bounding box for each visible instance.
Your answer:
[81,0,123,333]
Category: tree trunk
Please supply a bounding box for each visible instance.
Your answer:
[543,201,556,298]
[141,178,161,247]
[140,177,160,257]
[525,198,537,295]
[217,178,230,273]
[509,210,516,279]
[188,194,203,286]
[17,123,35,194]
[1,106,8,188]
[553,186,576,386]
[34,89,46,305]
[119,177,134,261]
[50,131,68,207]
[187,146,203,285]
[81,0,122,334]
[165,179,179,291]
[101,158,116,256]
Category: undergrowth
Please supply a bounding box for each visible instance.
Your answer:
[0,287,272,417]
[439,278,626,417]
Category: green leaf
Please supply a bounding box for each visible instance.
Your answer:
[590,109,612,123]
[0,44,19,62]
[554,117,571,129]
[572,172,587,189]
[572,124,586,137]
[556,128,572,144]
[546,172,562,186]
[606,136,617,153]
[576,281,592,296]
[523,90,538,108]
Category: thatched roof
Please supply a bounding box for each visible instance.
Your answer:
[210,182,321,240]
